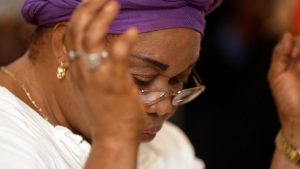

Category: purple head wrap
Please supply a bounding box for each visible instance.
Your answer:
[21,0,222,35]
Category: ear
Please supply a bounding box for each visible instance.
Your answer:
[51,23,70,68]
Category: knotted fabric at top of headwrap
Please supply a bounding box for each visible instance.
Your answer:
[21,0,222,35]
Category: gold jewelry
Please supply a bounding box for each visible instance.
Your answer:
[0,67,48,121]
[276,130,300,165]
[57,62,66,79]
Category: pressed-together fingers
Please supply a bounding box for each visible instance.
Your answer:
[83,1,120,52]
[68,1,101,51]
[66,0,140,95]
[63,1,145,145]
[109,28,139,66]
[291,37,300,59]
[67,0,120,81]
[98,28,139,92]
[68,0,114,52]
[268,33,294,80]
[290,36,300,71]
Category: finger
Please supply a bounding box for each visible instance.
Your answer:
[99,28,139,92]
[290,36,300,71]
[83,1,120,52]
[68,0,108,84]
[107,28,139,79]
[291,36,300,59]
[68,0,107,51]
[269,32,294,79]
[110,27,139,65]
[69,53,92,90]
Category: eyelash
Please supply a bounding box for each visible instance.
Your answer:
[132,76,186,89]
[132,77,153,88]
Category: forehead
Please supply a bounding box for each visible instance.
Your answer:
[132,28,201,73]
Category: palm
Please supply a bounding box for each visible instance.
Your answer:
[269,33,300,123]
[271,70,300,120]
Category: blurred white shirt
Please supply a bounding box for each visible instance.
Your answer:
[0,87,204,169]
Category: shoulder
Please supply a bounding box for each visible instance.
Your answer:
[0,87,87,169]
[140,121,205,169]
[0,87,43,134]
[0,87,51,168]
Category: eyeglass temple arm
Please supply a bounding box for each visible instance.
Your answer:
[192,68,203,86]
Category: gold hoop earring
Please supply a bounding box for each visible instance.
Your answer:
[57,62,66,80]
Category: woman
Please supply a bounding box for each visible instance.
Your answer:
[0,0,300,169]
[0,0,218,168]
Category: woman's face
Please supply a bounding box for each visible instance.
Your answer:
[127,28,201,141]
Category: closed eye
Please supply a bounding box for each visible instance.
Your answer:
[132,76,153,88]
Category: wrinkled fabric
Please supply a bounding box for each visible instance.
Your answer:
[21,0,222,34]
[0,86,204,169]
[22,0,79,27]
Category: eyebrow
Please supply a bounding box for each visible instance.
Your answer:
[131,54,169,71]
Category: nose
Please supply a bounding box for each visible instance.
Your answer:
[146,96,176,117]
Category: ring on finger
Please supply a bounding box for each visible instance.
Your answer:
[84,50,109,70]
[68,50,80,61]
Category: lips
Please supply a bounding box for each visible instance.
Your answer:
[144,125,162,134]
[141,125,162,142]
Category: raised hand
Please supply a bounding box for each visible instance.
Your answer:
[268,33,300,145]
[65,0,146,144]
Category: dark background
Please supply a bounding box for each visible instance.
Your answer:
[173,0,285,169]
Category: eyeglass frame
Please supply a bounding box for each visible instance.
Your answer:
[139,69,206,106]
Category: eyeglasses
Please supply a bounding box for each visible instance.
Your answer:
[139,69,205,106]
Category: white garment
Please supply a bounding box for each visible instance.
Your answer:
[0,87,204,169]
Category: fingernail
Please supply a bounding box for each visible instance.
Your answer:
[127,27,139,35]
[104,1,118,12]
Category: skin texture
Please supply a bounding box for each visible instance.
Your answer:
[0,1,142,169]
[124,28,200,141]
[0,1,200,169]
[0,0,300,169]
[269,33,300,169]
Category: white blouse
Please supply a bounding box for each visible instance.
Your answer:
[0,87,204,169]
